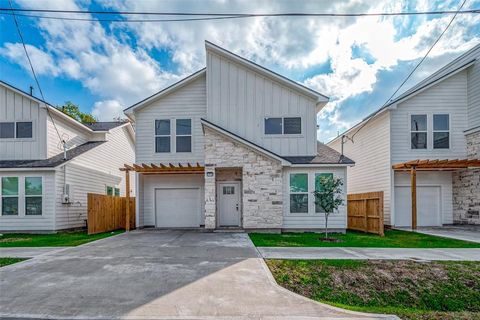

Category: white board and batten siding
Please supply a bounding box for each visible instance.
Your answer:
[328,112,392,225]
[140,174,205,227]
[282,167,347,230]
[0,171,55,231]
[390,70,469,164]
[467,53,480,131]
[47,115,91,158]
[134,74,207,165]
[0,85,48,160]
[206,50,317,157]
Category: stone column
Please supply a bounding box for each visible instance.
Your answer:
[204,165,216,229]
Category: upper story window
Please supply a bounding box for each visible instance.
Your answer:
[265,117,301,135]
[410,115,427,149]
[176,119,192,153]
[155,119,171,153]
[0,121,33,139]
[433,114,449,149]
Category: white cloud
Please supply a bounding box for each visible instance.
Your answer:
[91,99,124,121]
[0,43,60,76]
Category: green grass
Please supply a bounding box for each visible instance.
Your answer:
[249,229,480,248]
[0,230,123,247]
[267,259,480,320]
[0,257,27,267]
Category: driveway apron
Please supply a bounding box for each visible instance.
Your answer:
[0,230,396,319]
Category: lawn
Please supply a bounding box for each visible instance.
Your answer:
[267,259,480,320]
[249,229,480,248]
[0,257,27,267]
[0,230,123,247]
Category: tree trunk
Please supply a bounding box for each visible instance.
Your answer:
[325,214,329,239]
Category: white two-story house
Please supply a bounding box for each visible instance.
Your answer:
[0,81,135,231]
[124,41,354,231]
[328,43,480,227]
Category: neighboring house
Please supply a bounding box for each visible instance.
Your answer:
[0,81,135,231]
[328,43,480,227]
[124,41,354,231]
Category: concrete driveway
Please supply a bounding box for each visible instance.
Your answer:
[0,230,396,320]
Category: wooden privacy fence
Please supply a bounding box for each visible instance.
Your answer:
[87,193,135,235]
[347,191,384,236]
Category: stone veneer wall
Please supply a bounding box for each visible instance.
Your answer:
[204,127,283,229]
[453,130,480,224]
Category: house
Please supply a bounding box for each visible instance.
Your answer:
[123,41,354,231]
[328,43,480,228]
[0,80,135,231]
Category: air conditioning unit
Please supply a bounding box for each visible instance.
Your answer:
[62,184,71,204]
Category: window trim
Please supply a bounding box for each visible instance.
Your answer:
[0,176,44,217]
[410,114,428,150]
[25,176,43,216]
[175,118,192,153]
[433,113,450,150]
[1,176,19,216]
[264,116,303,136]
[288,173,309,214]
[154,119,172,153]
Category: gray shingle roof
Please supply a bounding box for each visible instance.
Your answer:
[83,122,126,131]
[283,142,355,165]
[0,141,105,169]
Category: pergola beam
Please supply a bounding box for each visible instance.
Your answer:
[120,162,205,174]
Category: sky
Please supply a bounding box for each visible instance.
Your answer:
[1,0,479,142]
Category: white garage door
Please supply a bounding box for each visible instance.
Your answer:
[155,188,200,228]
[394,186,441,227]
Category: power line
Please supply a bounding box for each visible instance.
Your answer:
[7,0,64,146]
[0,7,479,19]
[348,0,468,141]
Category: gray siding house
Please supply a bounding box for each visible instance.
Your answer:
[0,81,135,231]
[124,41,354,231]
[328,43,480,227]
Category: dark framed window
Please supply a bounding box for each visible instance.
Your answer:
[114,188,120,197]
[411,114,427,149]
[155,119,171,153]
[176,119,192,152]
[265,117,282,134]
[106,186,113,196]
[16,122,32,138]
[433,114,449,149]
[0,122,14,138]
[283,117,301,134]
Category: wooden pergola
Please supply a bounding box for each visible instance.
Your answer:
[392,158,480,230]
[119,162,205,231]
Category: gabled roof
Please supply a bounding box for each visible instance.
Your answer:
[329,43,480,145]
[205,41,329,104]
[0,141,105,169]
[123,68,206,118]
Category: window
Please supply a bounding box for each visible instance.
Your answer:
[411,114,427,149]
[284,117,301,134]
[265,117,282,134]
[0,122,14,138]
[25,177,42,215]
[223,186,235,195]
[106,186,113,196]
[433,114,449,149]
[265,117,301,135]
[155,119,171,153]
[1,177,19,215]
[16,122,32,138]
[315,173,333,213]
[114,188,120,197]
[176,119,192,152]
[289,173,308,213]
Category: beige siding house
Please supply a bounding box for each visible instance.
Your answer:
[328,43,480,227]
[0,81,135,231]
[125,41,354,231]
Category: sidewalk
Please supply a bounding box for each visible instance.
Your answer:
[0,247,67,258]
[257,247,480,261]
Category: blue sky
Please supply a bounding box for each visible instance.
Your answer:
[1,0,479,141]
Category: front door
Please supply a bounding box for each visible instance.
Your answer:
[218,182,241,227]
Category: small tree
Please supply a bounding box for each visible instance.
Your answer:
[313,175,344,239]
[56,102,97,124]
